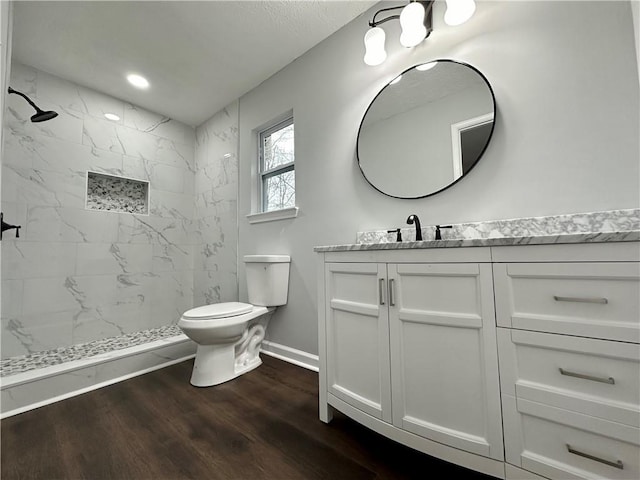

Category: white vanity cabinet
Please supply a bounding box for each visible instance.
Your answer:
[493,242,640,480]
[318,248,505,477]
[317,240,640,480]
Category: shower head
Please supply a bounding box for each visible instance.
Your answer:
[7,87,58,123]
[30,108,58,122]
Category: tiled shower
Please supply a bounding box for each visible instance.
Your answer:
[1,62,239,373]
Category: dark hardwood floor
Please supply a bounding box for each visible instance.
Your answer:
[1,356,494,479]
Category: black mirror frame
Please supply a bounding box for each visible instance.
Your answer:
[356,59,497,200]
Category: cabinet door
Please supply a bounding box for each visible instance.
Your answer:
[388,263,503,460]
[325,262,392,422]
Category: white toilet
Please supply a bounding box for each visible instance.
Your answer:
[178,255,291,387]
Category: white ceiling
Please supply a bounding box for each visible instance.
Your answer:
[11,0,378,127]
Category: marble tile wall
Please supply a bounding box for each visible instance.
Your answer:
[1,62,198,359]
[193,102,239,306]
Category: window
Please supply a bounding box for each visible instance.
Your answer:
[259,117,295,212]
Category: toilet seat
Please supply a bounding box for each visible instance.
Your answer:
[178,304,270,331]
[182,302,253,320]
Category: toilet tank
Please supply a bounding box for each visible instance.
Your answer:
[244,255,291,306]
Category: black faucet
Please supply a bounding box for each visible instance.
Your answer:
[435,225,452,240]
[406,214,422,241]
[387,228,402,242]
[1,212,21,241]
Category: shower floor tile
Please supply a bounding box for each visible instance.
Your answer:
[0,324,182,377]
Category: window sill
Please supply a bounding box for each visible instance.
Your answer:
[246,207,299,224]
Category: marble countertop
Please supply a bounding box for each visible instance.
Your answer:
[314,209,640,253]
[314,230,640,252]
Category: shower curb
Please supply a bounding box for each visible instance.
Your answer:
[0,336,196,418]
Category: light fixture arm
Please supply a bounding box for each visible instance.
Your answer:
[369,5,404,28]
[369,1,434,30]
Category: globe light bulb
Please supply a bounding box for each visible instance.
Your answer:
[399,2,427,48]
[416,62,437,71]
[364,27,387,66]
[444,0,476,26]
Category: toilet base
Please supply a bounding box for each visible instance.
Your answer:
[189,344,262,387]
[187,313,272,387]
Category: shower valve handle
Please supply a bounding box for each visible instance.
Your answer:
[1,212,21,241]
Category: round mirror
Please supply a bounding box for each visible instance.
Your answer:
[357,60,496,199]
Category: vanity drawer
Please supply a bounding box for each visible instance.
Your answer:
[494,262,640,342]
[502,395,640,480]
[498,329,640,427]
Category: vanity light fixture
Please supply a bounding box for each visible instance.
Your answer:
[363,0,476,66]
[104,113,120,121]
[127,73,149,89]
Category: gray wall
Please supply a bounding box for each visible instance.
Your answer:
[633,0,639,81]
[237,1,639,356]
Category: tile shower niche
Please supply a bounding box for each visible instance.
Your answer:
[86,172,149,214]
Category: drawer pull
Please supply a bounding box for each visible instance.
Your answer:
[553,295,608,304]
[379,278,385,305]
[559,368,615,384]
[566,444,624,470]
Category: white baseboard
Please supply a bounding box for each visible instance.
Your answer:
[261,340,319,372]
[1,337,196,419]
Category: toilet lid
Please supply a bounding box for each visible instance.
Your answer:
[181,302,253,320]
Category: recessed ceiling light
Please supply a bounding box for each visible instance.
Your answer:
[104,113,120,121]
[223,153,232,158]
[416,62,437,72]
[127,74,149,89]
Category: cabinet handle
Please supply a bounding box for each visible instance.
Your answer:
[379,278,385,305]
[389,279,395,307]
[559,368,615,384]
[553,295,608,304]
[566,444,624,470]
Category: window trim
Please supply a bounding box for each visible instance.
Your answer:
[246,206,299,224]
[258,116,295,213]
